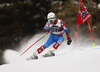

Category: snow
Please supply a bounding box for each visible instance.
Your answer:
[0,32,100,72]
[0,47,100,72]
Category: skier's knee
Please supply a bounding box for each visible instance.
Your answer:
[53,40,62,49]
[59,37,64,42]
[43,44,50,48]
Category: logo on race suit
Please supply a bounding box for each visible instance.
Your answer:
[51,26,62,31]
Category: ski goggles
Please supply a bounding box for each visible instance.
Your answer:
[48,17,56,22]
[48,18,55,22]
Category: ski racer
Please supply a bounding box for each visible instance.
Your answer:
[27,12,72,59]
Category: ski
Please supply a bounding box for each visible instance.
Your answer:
[26,53,55,60]
[43,52,55,57]
[26,56,38,60]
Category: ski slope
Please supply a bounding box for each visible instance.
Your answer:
[0,46,100,72]
[0,32,100,72]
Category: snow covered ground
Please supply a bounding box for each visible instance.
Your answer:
[0,32,100,72]
[0,47,100,72]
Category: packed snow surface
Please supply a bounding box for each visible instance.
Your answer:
[0,46,100,72]
[0,33,100,72]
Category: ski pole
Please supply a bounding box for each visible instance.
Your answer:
[20,32,50,56]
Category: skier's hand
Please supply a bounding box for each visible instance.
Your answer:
[44,28,54,32]
[67,38,72,45]
[43,27,50,32]
[46,29,50,32]
[50,28,54,32]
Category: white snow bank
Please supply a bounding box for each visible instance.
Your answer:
[0,47,100,72]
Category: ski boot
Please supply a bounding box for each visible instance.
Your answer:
[26,55,38,60]
[43,48,55,57]
[26,51,38,60]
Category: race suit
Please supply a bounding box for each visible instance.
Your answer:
[43,19,70,48]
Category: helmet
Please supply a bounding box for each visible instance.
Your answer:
[47,12,56,21]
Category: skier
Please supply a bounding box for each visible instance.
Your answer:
[27,12,72,59]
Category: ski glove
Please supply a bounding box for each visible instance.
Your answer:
[46,28,54,32]
[43,27,54,32]
[49,28,54,32]
[67,38,72,45]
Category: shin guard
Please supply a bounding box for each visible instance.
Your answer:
[37,46,45,54]
[53,41,62,49]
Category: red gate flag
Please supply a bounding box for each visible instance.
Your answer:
[78,3,91,25]
[73,0,96,47]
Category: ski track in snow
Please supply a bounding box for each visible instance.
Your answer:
[0,32,100,72]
